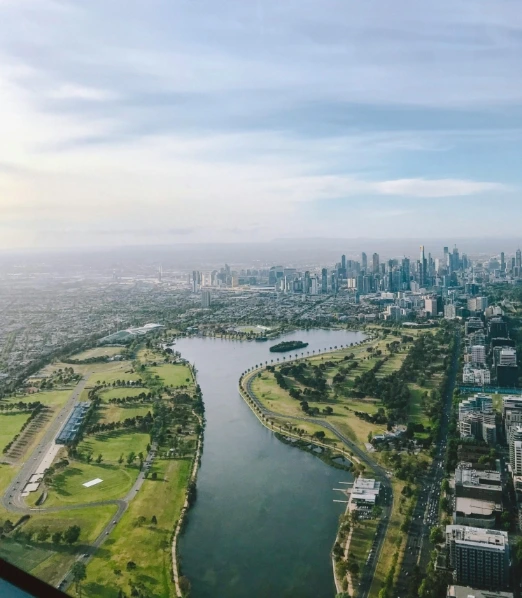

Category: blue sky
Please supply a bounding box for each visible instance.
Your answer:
[0,0,521,247]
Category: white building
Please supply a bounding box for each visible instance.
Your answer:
[471,345,487,365]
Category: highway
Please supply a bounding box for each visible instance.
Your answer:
[394,329,460,597]
[243,368,393,598]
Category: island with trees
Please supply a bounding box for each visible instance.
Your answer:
[269,340,309,353]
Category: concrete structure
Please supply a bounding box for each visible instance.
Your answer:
[56,401,91,445]
[471,345,487,365]
[447,586,513,598]
[454,467,502,503]
[201,290,211,308]
[446,525,510,589]
[458,395,496,445]
[453,497,499,529]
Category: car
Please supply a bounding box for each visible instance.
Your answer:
[113,520,117,524]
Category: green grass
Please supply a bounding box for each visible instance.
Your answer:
[3,389,71,409]
[70,347,124,360]
[89,369,141,386]
[348,518,379,571]
[44,462,139,507]
[0,505,118,587]
[0,412,31,449]
[96,404,151,424]
[147,363,192,387]
[79,431,149,463]
[79,458,191,598]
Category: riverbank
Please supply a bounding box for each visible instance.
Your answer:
[171,364,204,598]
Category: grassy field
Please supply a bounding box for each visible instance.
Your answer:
[70,347,124,360]
[3,389,72,409]
[0,412,31,449]
[90,368,142,386]
[148,363,192,387]
[96,404,151,424]
[0,505,118,587]
[79,431,150,463]
[44,462,139,507]
[78,458,191,598]
[348,518,379,575]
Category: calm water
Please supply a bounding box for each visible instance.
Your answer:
[176,329,365,598]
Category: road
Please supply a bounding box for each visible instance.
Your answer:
[243,368,393,598]
[394,329,460,598]
[1,373,158,591]
[2,373,93,513]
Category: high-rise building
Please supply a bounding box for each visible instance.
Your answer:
[192,270,200,293]
[446,525,510,589]
[372,253,380,274]
[501,252,506,273]
[516,249,522,276]
[471,345,487,365]
[361,252,368,272]
[321,268,328,294]
[201,290,211,308]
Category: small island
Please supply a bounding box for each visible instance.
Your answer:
[269,340,309,353]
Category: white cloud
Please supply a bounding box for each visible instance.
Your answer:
[373,178,508,198]
[49,84,119,101]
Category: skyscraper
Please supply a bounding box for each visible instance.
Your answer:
[501,252,506,272]
[321,268,328,294]
[419,245,426,286]
[361,252,368,272]
[516,249,521,276]
[372,253,379,274]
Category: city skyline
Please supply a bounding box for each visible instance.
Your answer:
[1,1,522,248]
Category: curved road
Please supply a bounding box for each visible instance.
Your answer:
[1,373,157,591]
[242,363,393,598]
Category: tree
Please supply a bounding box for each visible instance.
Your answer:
[126,451,136,466]
[126,561,137,571]
[151,472,158,480]
[151,515,157,525]
[37,526,50,542]
[51,531,63,545]
[313,430,326,440]
[118,453,124,464]
[71,562,86,597]
[136,516,146,527]
[96,454,103,464]
[86,452,93,464]
[430,526,444,545]
[64,525,81,544]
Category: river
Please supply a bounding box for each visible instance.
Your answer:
[175,329,366,598]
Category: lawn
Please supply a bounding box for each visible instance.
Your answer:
[0,412,31,449]
[70,347,124,360]
[89,368,142,386]
[4,390,71,410]
[408,386,431,428]
[0,505,118,587]
[79,431,150,463]
[44,461,139,507]
[148,363,192,387]
[79,458,191,598]
[96,403,151,424]
[348,518,379,572]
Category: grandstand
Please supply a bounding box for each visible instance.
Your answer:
[56,402,91,445]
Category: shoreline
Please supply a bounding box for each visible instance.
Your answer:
[171,363,204,598]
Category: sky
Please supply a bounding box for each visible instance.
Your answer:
[1,0,522,249]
